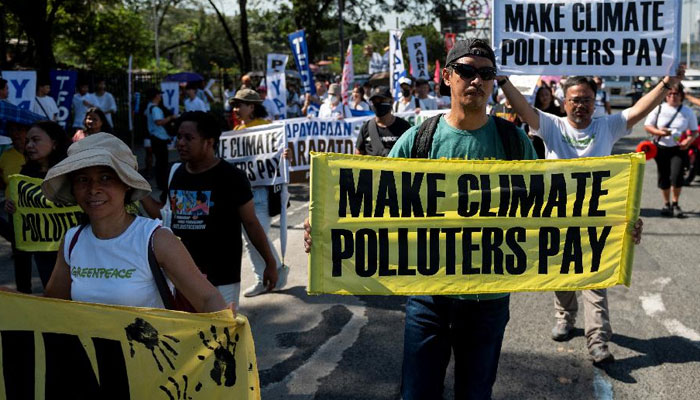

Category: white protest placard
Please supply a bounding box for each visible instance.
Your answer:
[266,54,288,118]
[406,36,430,80]
[2,71,36,110]
[160,81,179,115]
[493,0,681,76]
[508,75,541,98]
[284,117,364,172]
[218,123,288,186]
[389,30,406,101]
[369,52,385,74]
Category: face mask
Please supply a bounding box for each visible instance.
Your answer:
[372,102,392,117]
[402,89,412,98]
[331,95,340,104]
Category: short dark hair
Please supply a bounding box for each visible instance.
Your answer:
[415,79,430,87]
[561,76,597,97]
[252,103,268,119]
[668,82,685,101]
[177,111,221,148]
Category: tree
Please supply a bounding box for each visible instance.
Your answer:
[0,0,70,68]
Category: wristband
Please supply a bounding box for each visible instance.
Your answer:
[497,77,509,86]
[661,80,672,91]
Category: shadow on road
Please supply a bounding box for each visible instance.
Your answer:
[601,333,700,383]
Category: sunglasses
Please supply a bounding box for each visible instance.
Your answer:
[448,63,498,81]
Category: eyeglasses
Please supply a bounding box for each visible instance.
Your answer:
[566,97,594,106]
[448,63,497,81]
[666,92,681,97]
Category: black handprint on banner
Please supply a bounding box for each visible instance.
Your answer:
[199,325,239,387]
[125,317,181,372]
[159,375,203,400]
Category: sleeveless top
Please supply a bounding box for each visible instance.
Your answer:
[64,216,173,308]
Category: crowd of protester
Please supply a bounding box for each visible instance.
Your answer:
[0,34,698,399]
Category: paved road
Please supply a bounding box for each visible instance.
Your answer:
[1,119,699,399]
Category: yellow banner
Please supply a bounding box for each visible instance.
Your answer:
[8,174,84,252]
[0,291,260,399]
[309,152,645,295]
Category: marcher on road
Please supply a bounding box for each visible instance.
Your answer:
[501,66,674,364]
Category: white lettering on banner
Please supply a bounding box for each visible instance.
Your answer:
[493,0,681,76]
[160,82,179,115]
[406,36,429,80]
[2,71,37,110]
[55,76,71,122]
[218,125,288,186]
[389,30,405,101]
[266,54,288,118]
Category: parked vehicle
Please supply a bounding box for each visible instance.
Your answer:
[681,68,700,98]
[601,76,643,107]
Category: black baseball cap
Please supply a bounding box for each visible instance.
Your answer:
[368,86,392,102]
[439,39,496,96]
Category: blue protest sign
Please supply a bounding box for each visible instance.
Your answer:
[50,70,77,128]
[2,71,37,111]
[288,30,316,96]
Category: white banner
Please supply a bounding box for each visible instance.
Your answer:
[389,30,406,101]
[369,52,385,74]
[2,71,36,110]
[218,123,288,186]
[160,81,179,116]
[284,117,363,172]
[341,40,354,105]
[508,75,541,98]
[266,54,288,118]
[406,36,429,80]
[492,0,681,76]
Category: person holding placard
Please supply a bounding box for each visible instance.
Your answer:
[307,39,539,400]
[501,67,680,364]
[5,121,70,293]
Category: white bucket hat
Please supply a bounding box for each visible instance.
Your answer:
[42,132,151,205]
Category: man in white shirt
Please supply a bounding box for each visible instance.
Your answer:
[184,82,207,112]
[393,76,424,113]
[32,79,58,121]
[72,83,96,132]
[92,80,117,128]
[258,86,283,120]
[317,83,351,119]
[502,68,683,365]
[415,79,438,110]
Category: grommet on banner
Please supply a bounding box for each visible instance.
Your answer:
[636,140,657,160]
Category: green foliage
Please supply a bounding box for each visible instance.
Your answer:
[53,5,151,71]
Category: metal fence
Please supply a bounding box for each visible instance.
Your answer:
[77,70,233,147]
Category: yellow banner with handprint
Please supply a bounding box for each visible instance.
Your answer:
[0,291,260,399]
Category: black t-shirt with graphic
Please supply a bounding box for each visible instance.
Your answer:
[356,117,412,156]
[168,160,253,285]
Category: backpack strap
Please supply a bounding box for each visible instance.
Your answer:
[67,224,87,261]
[492,116,524,161]
[146,226,176,310]
[411,115,442,158]
[366,119,389,156]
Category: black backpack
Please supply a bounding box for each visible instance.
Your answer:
[411,115,524,160]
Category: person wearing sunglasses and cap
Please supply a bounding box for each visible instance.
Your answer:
[305,38,537,400]
[500,68,677,365]
[355,86,411,156]
[34,133,229,313]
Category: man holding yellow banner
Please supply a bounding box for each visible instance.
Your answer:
[307,39,542,400]
[501,66,684,364]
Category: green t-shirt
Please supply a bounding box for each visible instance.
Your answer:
[388,115,538,301]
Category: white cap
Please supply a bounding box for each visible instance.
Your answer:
[398,76,412,86]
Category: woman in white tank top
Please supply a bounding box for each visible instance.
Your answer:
[36,133,228,312]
